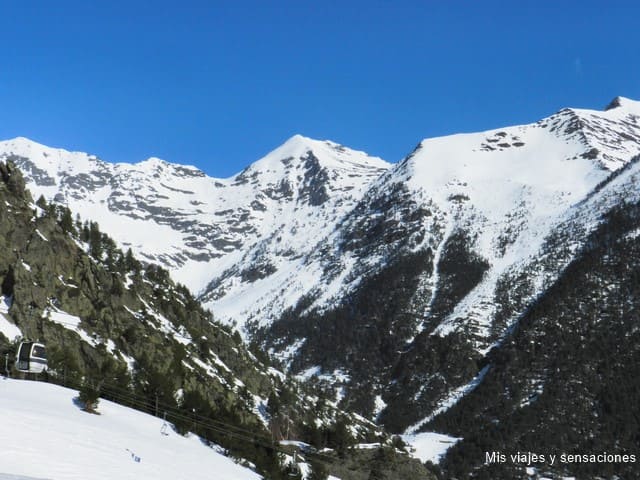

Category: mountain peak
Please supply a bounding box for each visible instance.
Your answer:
[282,133,316,146]
[0,136,98,159]
[0,136,59,158]
[279,133,354,154]
[604,96,640,112]
[243,134,390,178]
[604,95,640,114]
[605,96,625,111]
[274,133,351,157]
[135,156,171,170]
[270,134,326,159]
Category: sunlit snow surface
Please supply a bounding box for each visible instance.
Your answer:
[0,296,22,342]
[2,99,640,341]
[0,379,260,480]
[401,432,460,464]
[0,134,389,300]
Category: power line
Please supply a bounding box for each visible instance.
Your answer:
[13,315,373,464]
[52,373,274,443]
[58,375,275,446]
[44,372,343,463]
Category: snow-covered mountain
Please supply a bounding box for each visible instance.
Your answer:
[4,97,640,442]
[234,97,640,429]
[379,95,640,345]
[0,134,389,308]
[209,96,640,345]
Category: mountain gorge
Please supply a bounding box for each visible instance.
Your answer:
[3,96,640,478]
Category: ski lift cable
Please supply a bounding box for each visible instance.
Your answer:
[73,358,362,450]
[50,356,331,445]
[40,315,276,436]
[61,377,271,446]
[94,385,333,462]
[52,374,340,462]
[34,326,353,460]
[85,376,279,441]
[31,316,386,460]
[74,377,273,443]
[55,374,289,449]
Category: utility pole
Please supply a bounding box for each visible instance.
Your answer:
[4,353,8,377]
[283,412,291,440]
[161,411,169,436]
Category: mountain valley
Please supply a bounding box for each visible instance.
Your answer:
[3,96,640,478]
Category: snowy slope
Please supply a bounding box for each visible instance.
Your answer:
[0,296,22,342]
[401,432,460,464]
[398,102,640,341]
[417,97,640,342]
[233,97,640,341]
[0,379,260,480]
[3,99,640,336]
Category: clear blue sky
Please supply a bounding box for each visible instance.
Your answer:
[1,1,639,177]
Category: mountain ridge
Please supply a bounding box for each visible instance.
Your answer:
[4,97,640,479]
[4,98,640,339]
[0,134,390,298]
[4,97,640,328]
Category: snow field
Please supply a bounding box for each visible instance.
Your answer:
[0,379,260,480]
[401,432,460,464]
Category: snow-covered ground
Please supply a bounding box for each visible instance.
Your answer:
[401,432,460,464]
[0,296,22,342]
[0,379,260,480]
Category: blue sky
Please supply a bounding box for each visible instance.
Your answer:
[1,1,639,177]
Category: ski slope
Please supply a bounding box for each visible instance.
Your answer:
[0,379,260,480]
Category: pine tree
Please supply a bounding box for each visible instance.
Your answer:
[89,221,103,259]
[59,206,75,235]
[368,447,393,480]
[102,235,118,270]
[329,416,353,458]
[81,221,90,242]
[36,194,47,210]
[78,380,101,413]
[125,248,141,273]
[308,460,329,480]
[267,390,281,417]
